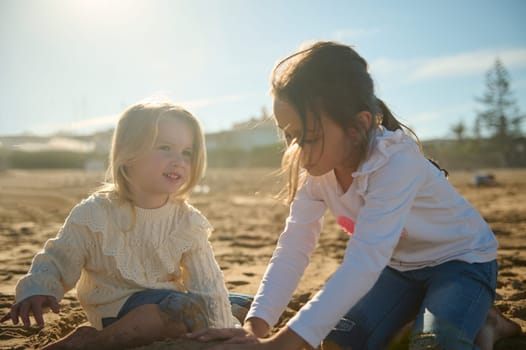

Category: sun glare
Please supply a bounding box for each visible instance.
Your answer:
[71,0,114,14]
[68,0,147,21]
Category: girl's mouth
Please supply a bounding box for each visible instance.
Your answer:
[164,172,181,181]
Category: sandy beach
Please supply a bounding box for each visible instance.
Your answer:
[0,168,525,349]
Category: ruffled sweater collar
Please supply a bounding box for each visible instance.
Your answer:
[68,195,212,287]
[134,201,175,221]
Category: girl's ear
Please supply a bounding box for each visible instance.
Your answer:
[356,111,373,130]
[346,111,373,139]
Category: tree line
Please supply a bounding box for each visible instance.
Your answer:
[428,59,525,169]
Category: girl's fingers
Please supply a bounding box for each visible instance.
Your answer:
[223,335,259,344]
[10,303,20,325]
[186,327,248,341]
[48,297,60,314]
[32,301,45,328]
[19,302,31,328]
[0,297,59,327]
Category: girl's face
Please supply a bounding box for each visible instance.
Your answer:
[273,98,356,176]
[125,117,194,208]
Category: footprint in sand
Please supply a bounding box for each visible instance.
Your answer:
[228,280,250,287]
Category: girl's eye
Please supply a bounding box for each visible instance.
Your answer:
[182,150,193,158]
[301,131,321,145]
[159,145,171,151]
[302,137,319,144]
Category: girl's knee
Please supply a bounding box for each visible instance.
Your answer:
[158,310,189,337]
[409,329,473,350]
[320,339,350,350]
[159,292,209,331]
[132,304,188,338]
[409,333,442,350]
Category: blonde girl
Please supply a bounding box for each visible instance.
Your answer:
[188,42,522,350]
[1,99,244,349]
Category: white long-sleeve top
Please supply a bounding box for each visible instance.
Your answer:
[15,194,236,330]
[246,128,498,348]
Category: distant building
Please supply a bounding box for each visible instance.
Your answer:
[206,117,280,150]
[78,129,113,154]
[0,135,49,148]
[12,137,95,153]
[0,116,280,154]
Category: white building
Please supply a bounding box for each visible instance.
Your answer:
[206,117,280,150]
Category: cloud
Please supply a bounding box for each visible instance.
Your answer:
[406,102,476,139]
[410,48,526,80]
[56,94,245,132]
[66,114,119,131]
[371,47,526,81]
[180,94,245,109]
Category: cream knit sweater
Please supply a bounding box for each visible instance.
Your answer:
[15,194,235,330]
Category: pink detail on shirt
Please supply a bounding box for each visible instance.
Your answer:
[338,215,408,239]
[337,216,355,235]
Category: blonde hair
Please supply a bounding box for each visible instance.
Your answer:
[98,99,206,204]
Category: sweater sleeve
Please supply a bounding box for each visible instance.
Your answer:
[245,178,327,328]
[15,219,90,304]
[181,230,234,328]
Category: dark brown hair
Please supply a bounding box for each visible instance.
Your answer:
[271,41,421,203]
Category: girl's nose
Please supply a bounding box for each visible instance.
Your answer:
[171,152,183,164]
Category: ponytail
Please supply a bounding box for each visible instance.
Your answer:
[377,97,448,177]
[427,157,449,178]
[377,98,418,140]
[378,98,401,131]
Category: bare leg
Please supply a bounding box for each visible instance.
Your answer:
[42,304,188,350]
[384,305,522,350]
[42,326,98,350]
[475,305,522,350]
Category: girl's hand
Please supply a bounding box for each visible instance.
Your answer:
[186,328,274,350]
[185,327,259,344]
[0,295,60,328]
[186,326,310,350]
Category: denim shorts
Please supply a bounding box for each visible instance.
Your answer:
[101,289,253,328]
[323,259,497,350]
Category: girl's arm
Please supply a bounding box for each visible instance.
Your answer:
[16,221,89,301]
[11,220,90,327]
[245,181,327,330]
[182,232,234,328]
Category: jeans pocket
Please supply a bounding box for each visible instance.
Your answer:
[333,318,356,332]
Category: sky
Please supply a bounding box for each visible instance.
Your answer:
[1,0,525,140]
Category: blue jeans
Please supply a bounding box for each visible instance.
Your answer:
[101,289,253,328]
[323,260,497,350]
